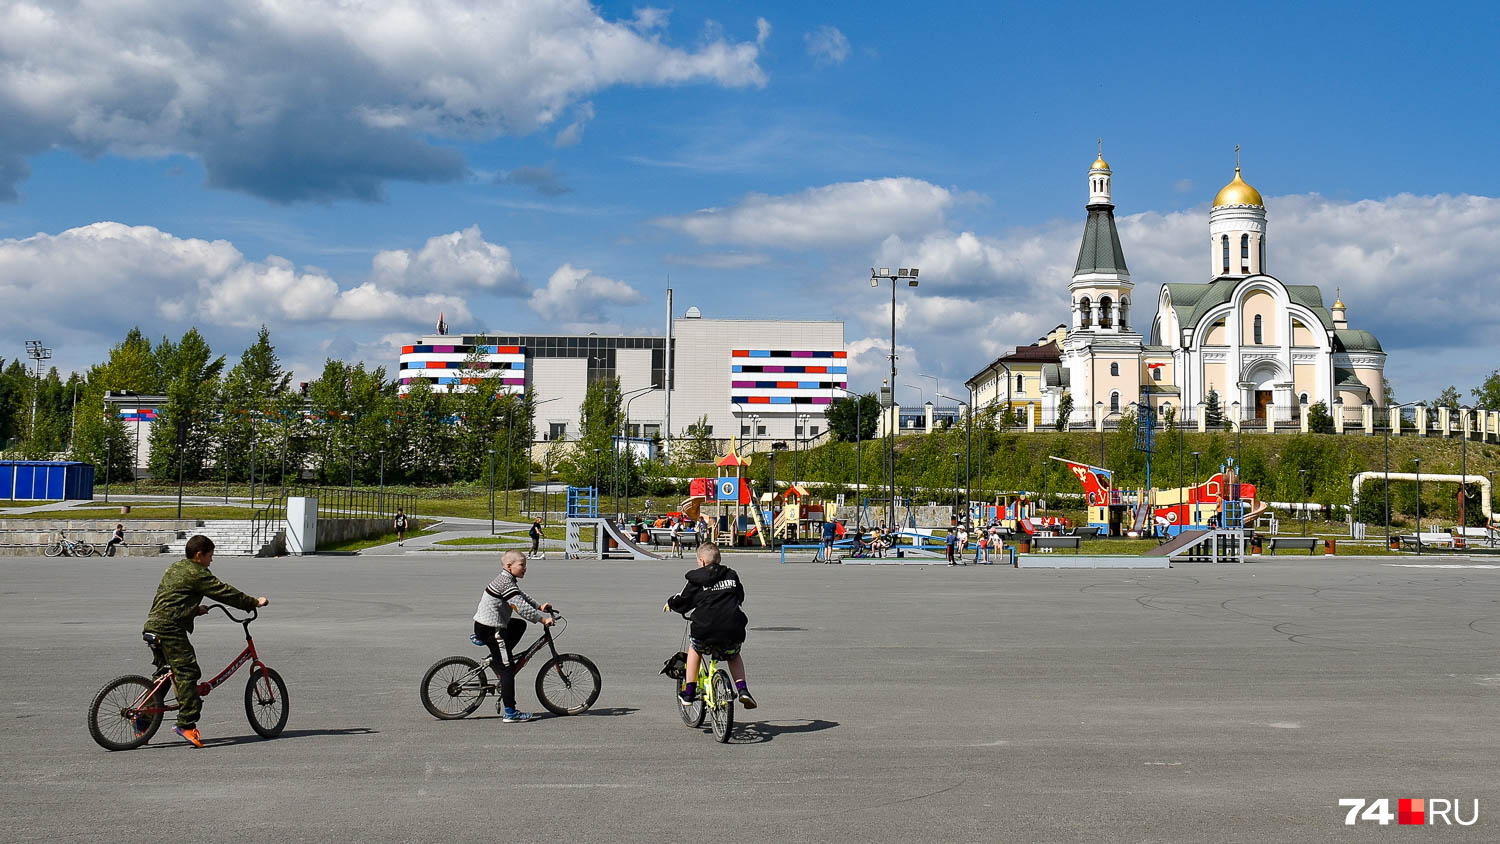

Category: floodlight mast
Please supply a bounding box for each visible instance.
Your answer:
[870,267,920,531]
[24,339,52,430]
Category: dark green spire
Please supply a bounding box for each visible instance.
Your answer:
[1074,204,1129,276]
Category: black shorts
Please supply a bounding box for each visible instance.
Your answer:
[690,638,742,658]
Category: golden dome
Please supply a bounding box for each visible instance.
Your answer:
[1091,154,1109,171]
[1213,167,1264,207]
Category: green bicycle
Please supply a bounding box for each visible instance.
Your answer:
[662,624,737,743]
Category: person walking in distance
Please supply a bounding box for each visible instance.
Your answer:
[529,517,543,557]
[394,509,408,546]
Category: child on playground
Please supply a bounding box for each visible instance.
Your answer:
[142,535,269,747]
[663,545,756,709]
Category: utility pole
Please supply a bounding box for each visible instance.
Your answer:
[24,340,51,434]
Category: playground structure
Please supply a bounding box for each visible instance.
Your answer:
[564,486,661,560]
[697,440,769,547]
[971,493,1067,535]
[1050,456,1267,538]
[766,484,834,543]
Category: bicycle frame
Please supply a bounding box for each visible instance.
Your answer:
[474,616,566,684]
[696,654,725,710]
[137,606,269,715]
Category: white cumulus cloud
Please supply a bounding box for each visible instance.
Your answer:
[0,0,768,201]
[655,177,958,248]
[528,263,646,324]
[370,225,525,293]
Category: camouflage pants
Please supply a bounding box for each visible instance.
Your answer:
[146,629,202,728]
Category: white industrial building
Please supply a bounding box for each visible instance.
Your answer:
[398,307,845,451]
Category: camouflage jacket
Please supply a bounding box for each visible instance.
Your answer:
[143,559,258,633]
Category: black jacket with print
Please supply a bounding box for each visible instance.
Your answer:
[667,563,748,644]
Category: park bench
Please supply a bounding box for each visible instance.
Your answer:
[647,528,701,548]
[1031,535,1081,553]
[1069,526,1102,540]
[1267,536,1321,555]
[1398,532,1455,551]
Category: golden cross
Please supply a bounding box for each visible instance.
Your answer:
[1097,137,1102,156]
[1235,144,1240,170]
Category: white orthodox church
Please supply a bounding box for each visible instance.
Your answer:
[1036,148,1388,426]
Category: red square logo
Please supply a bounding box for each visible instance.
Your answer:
[1398,798,1424,825]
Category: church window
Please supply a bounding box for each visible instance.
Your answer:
[1221,236,1230,274]
[1110,362,1119,377]
[1110,392,1120,413]
[1241,234,1250,273]
[1016,374,1025,393]
[1099,296,1113,329]
[1078,297,1092,329]
[1299,393,1308,405]
[1152,367,1162,382]
[1258,236,1266,273]
[1253,315,1263,345]
[1119,297,1130,330]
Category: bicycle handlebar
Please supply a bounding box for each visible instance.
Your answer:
[206,604,258,624]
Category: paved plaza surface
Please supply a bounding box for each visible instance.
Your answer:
[4,552,1498,842]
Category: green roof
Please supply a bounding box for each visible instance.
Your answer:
[1074,205,1129,276]
[1335,367,1368,389]
[1163,278,1335,333]
[1334,329,1383,353]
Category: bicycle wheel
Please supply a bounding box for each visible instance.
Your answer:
[244,666,289,737]
[88,675,163,751]
[708,670,734,743]
[678,678,705,728]
[535,654,601,715]
[78,542,97,557]
[420,656,488,720]
[44,542,63,558]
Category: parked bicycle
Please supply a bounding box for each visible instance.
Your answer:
[45,532,96,558]
[420,611,600,719]
[663,622,738,743]
[87,605,288,750]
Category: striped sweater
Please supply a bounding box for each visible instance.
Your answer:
[473,568,546,628]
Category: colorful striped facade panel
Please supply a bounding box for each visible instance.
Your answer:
[728,349,844,408]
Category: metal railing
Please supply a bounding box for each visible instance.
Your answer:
[249,485,416,552]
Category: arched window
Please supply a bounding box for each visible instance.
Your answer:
[1253,314,1263,345]
[1110,362,1119,376]
[1099,296,1113,329]
[1299,393,1309,405]
[1110,392,1120,413]
[1078,297,1092,329]
[1016,374,1024,392]
[1221,235,1230,274]
[1241,234,1250,273]
[1258,236,1266,273]
[1152,367,1162,382]
[1119,297,1130,330]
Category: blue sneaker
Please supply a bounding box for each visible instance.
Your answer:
[469,634,485,647]
[502,708,535,723]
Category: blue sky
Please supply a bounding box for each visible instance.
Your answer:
[1,0,1496,404]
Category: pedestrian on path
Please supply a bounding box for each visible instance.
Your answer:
[395,509,408,546]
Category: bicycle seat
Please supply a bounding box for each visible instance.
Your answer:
[142,632,159,645]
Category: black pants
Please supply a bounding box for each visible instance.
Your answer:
[531,534,540,553]
[474,619,526,709]
[106,538,124,557]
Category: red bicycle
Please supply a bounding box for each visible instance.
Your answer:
[87,605,289,750]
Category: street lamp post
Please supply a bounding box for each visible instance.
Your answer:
[1231,401,1242,464]
[621,387,656,519]
[591,448,601,497]
[1191,452,1202,525]
[795,413,809,482]
[951,452,961,516]
[872,266,920,531]
[488,448,496,536]
[938,393,971,521]
[504,403,514,520]
[104,438,111,503]
[23,340,51,432]
[1414,457,1422,553]
[1298,468,1309,536]
[1460,405,1470,531]
[832,387,863,525]
[524,396,561,519]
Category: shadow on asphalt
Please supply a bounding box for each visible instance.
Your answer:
[577,706,638,717]
[196,727,379,746]
[728,718,839,745]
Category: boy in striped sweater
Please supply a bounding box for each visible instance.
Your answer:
[473,550,554,722]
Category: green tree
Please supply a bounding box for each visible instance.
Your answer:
[1305,400,1335,434]
[1472,370,1500,410]
[567,376,626,493]
[1054,393,1074,431]
[147,329,225,482]
[678,414,717,464]
[1203,388,1224,428]
[827,393,879,442]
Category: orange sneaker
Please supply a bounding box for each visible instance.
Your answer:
[173,726,204,748]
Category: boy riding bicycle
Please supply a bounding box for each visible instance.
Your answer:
[473,550,554,722]
[142,535,269,748]
[663,545,756,709]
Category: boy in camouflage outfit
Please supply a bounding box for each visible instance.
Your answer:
[143,535,268,747]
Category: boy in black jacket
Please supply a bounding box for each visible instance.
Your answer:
[664,544,757,708]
